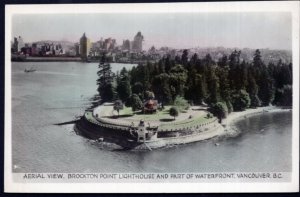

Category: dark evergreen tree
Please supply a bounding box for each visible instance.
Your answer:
[185,71,207,104]
[96,48,292,113]
[206,66,220,104]
[228,50,241,90]
[97,53,115,103]
[174,55,181,64]
[181,49,189,67]
[144,91,155,100]
[131,94,143,111]
[216,56,231,102]
[237,61,248,90]
[253,49,263,68]
[164,54,172,73]
[191,53,199,66]
[169,107,179,120]
[116,67,132,103]
[152,73,172,105]
[274,85,292,106]
[217,55,228,68]
[231,89,251,111]
[211,102,228,123]
[132,82,144,95]
[258,66,275,106]
[247,71,261,108]
[169,64,188,100]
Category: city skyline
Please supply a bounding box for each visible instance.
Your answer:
[12,12,292,50]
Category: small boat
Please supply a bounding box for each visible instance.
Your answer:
[24,67,36,73]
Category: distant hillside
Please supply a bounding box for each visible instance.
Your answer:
[189,47,292,65]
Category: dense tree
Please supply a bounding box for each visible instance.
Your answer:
[211,102,228,123]
[174,55,181,64]
[231,90,251,111]
[253,49,263,68]
[132,82,144,95]
[247,71,261,108]
[101,48,292,115]
[164,54,173,73]
[152,73,172,105]
[181,49,189,67]
[203,54,214,67]
[271,60,292,106]
[169,107,179,120]
[174,96,189,112]
[144,91,155,100]
[97,53,115,103]
[216,56,231,102]
[228,50,241,90]
[169,64,188,99]
[217,55,228,68]
[131,94,143,111]
[190,53,199,66]
[206,66,220,104]
[258,66,275,106]
[185,71,207,104]
[274,85,292,106]
[116,67,132,103]
[237,61,249,90]
[130,64,151,92]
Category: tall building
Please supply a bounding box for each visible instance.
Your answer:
[122,39,131,51]
[79,33,91,60]
[132,31,144,53]
[103,38,116,51]
[74,43,80,56]
[13,36,25,53]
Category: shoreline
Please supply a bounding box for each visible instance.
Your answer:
[138,106,292,149]
[222,106,292,137]
[11,57,151,64]
[78,105,292,150]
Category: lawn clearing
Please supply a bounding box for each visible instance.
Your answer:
[95,104,215,129]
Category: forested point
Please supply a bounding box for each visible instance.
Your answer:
[96,49,292,119]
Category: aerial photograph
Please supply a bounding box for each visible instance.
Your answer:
[10,11,293,176]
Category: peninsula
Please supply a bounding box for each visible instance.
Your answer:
[75,48,292,150]
[75,102,290,150]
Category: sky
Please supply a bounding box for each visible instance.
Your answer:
[12,12,292,50]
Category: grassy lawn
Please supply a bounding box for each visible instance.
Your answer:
[120,107,134,116]
[160,115,216,130]
[119,106,216,128]
[119,106,172,121]
[96,105,216,130]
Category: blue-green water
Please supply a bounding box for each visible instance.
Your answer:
[11,62,292,173]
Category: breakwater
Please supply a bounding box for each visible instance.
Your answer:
[75,107,222,150]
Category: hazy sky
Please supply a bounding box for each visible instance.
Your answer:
[12,12,292,50]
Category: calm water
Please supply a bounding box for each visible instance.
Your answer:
[11,62,292,173]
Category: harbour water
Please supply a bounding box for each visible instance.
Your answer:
[11,62,292,173]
